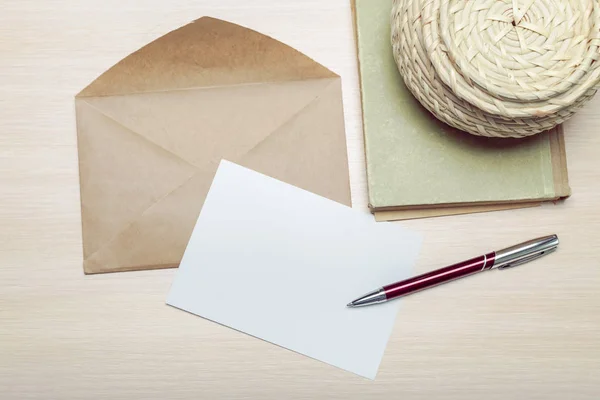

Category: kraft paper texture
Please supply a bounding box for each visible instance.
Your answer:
[76,17,351,274]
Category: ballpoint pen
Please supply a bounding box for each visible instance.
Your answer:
[347,234,559,308]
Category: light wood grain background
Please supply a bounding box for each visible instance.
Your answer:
[1,1,599,399]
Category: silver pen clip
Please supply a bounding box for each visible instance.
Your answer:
[498,247,557,270]
[493,235,559,270]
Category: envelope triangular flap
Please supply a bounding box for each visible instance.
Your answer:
[77,17,337,98]
[83,171,215,273]
[76,100,197,260]
[238,79,351,207]
[80,78,335,168]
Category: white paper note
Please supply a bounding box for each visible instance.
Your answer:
[167,160,422,379]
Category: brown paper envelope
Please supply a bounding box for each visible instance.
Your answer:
[75,17,351,274]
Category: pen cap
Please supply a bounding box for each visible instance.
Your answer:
[493,235,559,270]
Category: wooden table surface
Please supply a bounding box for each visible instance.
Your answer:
[1,1,599,399]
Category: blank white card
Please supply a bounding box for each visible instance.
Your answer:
[167,160,422,379]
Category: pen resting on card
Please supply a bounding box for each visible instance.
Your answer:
[348,235,559,308]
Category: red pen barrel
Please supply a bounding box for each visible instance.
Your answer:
[383,252,496,300]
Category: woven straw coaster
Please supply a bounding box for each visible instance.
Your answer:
[391,0,600,138]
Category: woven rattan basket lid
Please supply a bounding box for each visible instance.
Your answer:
[391,0,600,138]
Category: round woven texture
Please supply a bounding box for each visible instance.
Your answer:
[391,0,600,138]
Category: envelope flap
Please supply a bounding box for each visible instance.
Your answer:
[77,17,337,98]
[76,99,198,259]
[238,79,351,207]
[83,172,214,274]
[81,78,336,169]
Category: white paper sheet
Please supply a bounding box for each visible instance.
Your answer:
[167,160,422,379]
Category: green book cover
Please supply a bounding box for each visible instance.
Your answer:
[353,0,570,212]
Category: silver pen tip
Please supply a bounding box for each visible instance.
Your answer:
[346,302,355,308]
